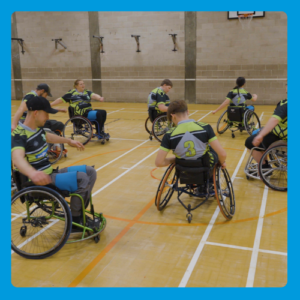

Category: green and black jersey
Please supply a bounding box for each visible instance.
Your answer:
[11,123,53,175]
[20,91,38,119]
[160,119,218,165]
[272,99,287,140]
[60,89,94,116]
[226,88,253,107]
[147,87,170,114]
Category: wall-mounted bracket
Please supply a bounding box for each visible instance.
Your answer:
[93,35,105,53]
[11,38,25,54]
[169,34,177,51]
[51,39,67,49]
[131,35,141,52]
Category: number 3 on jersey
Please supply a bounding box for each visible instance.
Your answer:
[184,141,196,157]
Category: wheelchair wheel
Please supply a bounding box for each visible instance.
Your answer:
[145,117,152,135]
[258,142,287,191]
[11,186,72,259]
[63,116,93,145]
[244,110,261,135]
[152,114,172,142]
[213,165,235,220]
[155,163,177,211]
[216,110,229,134]
[45,130,64,165]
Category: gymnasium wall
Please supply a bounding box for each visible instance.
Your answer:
[11,11,287,104]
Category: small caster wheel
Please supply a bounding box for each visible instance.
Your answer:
[186,213,192,223]
[20,225,27,237]
[101,140,105,145]
[232,133,235,138]
[106,138,109,141]
[149,136,153,141]
[94,234,100,243]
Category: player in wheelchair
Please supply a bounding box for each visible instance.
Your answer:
[213,77,260,138]
[51,79,110,145]
[11,97,106,259]
[154,100,235,223]
[145,79,173,142]
[244,86,287,191]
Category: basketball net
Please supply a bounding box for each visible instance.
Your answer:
[238,13,253,29]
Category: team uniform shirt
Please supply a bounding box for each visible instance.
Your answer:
[11,122,53,175]
[60,89,94,116]
[160,119,218,166]
[20,91,38,120]
[147,87,170,114]
[272,99,287,140]
[226,88,253,107]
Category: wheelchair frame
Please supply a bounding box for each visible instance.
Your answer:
[155,162,235,223]
[11,170,107,259]
[217,107,261,138]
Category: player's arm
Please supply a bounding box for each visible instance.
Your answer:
[252,117,279,147]
[45,132,85,151]
[212,98,230,114]
[50,98,67,112]
[12,101,27,131]
[157,104,168,112]
[155,149,175,167]
[209,139,227,168]
[12,149,51,185]
[251,94,258,102]
[91,93,104,102]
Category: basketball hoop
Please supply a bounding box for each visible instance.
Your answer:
[238,13,253,29]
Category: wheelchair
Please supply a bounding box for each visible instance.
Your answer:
[145,107,173,142]
[43,128,68,165]
[217,105,261,138]
[63,107,110,145]
[11,169,106,259]
[155,155,235,223]
[244,140,287,191]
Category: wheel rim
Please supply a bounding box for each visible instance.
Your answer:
[63,117,93,145]
[217,110,229,134]
[145,117,152,134]
[11,190,69,257]
[245,111,260,135]
[47,143,63,165]
[259,145,287,191]
[152,115,172,142]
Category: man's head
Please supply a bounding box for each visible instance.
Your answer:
[160,79,173,94]
[167,100,188,125]
[36,83,52,98]
[26,96,58,127]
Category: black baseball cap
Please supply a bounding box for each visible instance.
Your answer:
[26,96,58,114]
[36,83,52,97]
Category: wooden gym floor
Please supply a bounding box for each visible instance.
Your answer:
[11,101,287,287]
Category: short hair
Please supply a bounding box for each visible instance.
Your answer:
[167,100,188,121]
[74,79,84,88]
[160,79,173,87]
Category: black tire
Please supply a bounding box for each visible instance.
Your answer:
[213,165,235,220]
[145,117,152,135]
[244,110,261,135]
[258,143,287,191]
[63,116,93,145]
[216,110,229,134]
[152,114,172,142]
[11,186,72,259]
[155,164,177,211]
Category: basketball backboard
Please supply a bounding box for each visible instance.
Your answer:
[228,11,265,19]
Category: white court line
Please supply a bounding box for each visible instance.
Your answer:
[107,108,124,115]
[110,137,146,142]
[196,111,212,122]
[189,110,198,117]
[11,206,37,222]
[246,185,269,287]
[206,241,287,256]
[179,112,264,287]
[11,219,59,255]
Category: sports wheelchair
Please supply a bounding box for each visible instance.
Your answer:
[63,107,110,145]
[244,140,287,191]
[155,155,235,223]
[11,169,106,259]
[217,106,261,138]
[145,107,173,142]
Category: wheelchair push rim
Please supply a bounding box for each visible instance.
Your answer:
[63,116,93,145]
[244,110,261,135]
[216,110,230,134]
[11,187,72,259]
[258,143,287,191]
[145,117,152,135]
[152,114,172,142]
[155,163,177,211]
[213,165,235,220]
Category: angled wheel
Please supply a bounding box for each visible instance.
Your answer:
[63,116,93,145]
[258,142,287,191]
[152,114,172,142]
[213,165,235,220]
[11,187,72,259]
[145,117,152,135]
[216,110,229,134]
[244,110,261,135]
[44,129,64,165]
[155,163,177,211]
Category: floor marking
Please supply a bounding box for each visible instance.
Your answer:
[196,111,212,122]
[189,110,199,117]
[246,185,269,287]
[235,177,245,179]
[110,137,146,142]
[120,167,130,170]
[107,108,124,115]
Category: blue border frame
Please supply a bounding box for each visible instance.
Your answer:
[4,0,297,298]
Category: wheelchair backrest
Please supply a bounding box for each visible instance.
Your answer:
[227,106,244,122]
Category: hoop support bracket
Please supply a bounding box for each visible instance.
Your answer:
[11,38,25,54]
[93,36,105,53]
[131,35,141,52]
[169,34,177,51]
[52,39,67,49]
